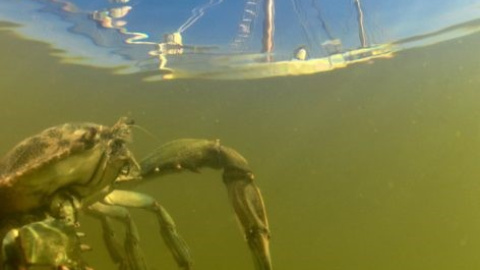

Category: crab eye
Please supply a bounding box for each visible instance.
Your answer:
[125,118,135,125]
[120,163,130,175]
[120,162,132,175]
[80,128,98,148]
[109,139,125,153]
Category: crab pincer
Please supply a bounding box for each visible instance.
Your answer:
[140,139,272,270]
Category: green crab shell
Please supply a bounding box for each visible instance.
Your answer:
[0,120,135,216]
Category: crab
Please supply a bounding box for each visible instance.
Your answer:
[2,217,91,270]
[0,117,271,270]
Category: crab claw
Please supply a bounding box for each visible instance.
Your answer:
[139,139,273,270]
[2,218,90,270]
[247,228,272,270]
[224,168,272,270]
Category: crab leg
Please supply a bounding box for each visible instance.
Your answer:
[89,190,193,270]
[87,202,148,270]
[98,216,130,269]
[138,139,272,270]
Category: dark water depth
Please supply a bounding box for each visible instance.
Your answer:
[1,26,480,270]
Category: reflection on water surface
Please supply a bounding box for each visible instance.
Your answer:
[1,0,479,79]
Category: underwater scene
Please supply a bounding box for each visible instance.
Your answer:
[1,0,480,269]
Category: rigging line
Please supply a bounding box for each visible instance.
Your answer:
[357,1,384,45]
[342,2,356,35]
[231,0,261,51]
[310,0,332,55]
[291,0,316,50]
[312,0,335,41]
[245,1,261,48]
[177,0,224,33]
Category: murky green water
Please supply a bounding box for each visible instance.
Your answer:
[1,26,480,270]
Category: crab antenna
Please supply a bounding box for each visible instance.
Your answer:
[131,124,160,143]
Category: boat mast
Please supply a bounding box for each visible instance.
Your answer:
[262,0,274,54]
[353,0,367,48]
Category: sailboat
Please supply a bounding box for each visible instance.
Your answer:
[335,0,394,64]
[153,0,394,80]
